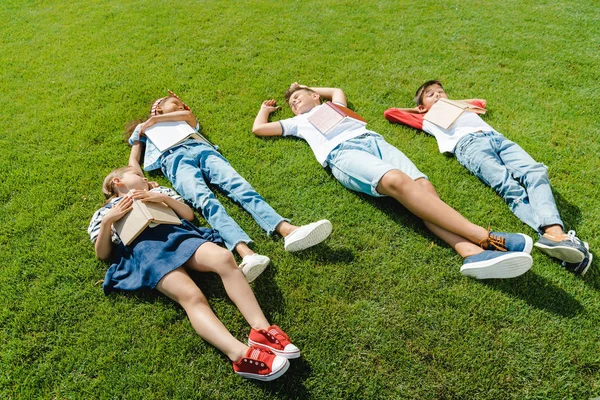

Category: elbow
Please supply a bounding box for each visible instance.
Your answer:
[383,109,396,123]
[252,126,262,136]
[95,252,110,262]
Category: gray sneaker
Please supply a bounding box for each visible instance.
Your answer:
[534,230,586,263]
[562,242,593,276]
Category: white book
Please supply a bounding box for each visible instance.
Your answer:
[144,121,197,153]
[307,102,367,136]
[424,98,486,129]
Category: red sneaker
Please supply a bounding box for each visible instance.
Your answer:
[248,325,300,359]
[232,346,289,381]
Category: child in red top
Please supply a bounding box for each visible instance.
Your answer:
[384,80,592,275]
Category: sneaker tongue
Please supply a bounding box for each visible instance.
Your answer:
[249,348,261,359]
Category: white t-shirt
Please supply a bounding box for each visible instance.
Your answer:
[423,111,494,154]
[280,103,369,166]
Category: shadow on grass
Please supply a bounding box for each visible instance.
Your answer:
[553,189,583,231]
[482,272,584,317]
[248,357,312,398]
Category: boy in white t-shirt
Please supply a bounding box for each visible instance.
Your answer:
[252,83,535,280]
[384,80,591,275]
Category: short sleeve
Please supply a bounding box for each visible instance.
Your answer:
[150,186,183,202]
[128,124,147,145]
[280,117,299,137]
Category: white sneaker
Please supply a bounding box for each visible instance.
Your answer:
[283,220,332,252]
[238,254,270,283]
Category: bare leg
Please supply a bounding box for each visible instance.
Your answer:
[542,224,569,241]
[234,242,255,258]
[414,179,483,258]
[185,242,270,331]
[275,221,299,237]
[156,267,248,362]
[376,170,490,248]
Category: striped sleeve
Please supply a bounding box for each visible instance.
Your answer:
[88,201,121,244]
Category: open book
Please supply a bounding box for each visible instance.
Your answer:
[424,98,486,129]
[144,121,199,153]
[307,102,367,136]
[113,198,182,245]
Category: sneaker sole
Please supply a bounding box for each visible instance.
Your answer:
[534,242,586,264]
[236,358,290,381]
[248,340,301,359]
[284,220,332,252]
[580,252,593,276]
[520,234,534,254]
[460,252,533,279]
[242,260,270,284]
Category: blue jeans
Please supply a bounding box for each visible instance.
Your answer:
[327,133,427,197]
[454,131,563,235]
[160,142,287,250]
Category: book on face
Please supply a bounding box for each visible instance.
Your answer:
[144,121,198,153]
[307,102,367,136]
[113,198,182,245]
[424,98,486,129]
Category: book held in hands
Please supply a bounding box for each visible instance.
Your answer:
[424,98,486,129]
[307,102,367,136]
[113,197,181,245]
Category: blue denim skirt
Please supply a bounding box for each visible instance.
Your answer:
[103,220,222,294]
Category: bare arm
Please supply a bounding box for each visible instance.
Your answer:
[140,110,197,133]
[128,142,145,173]
[94,196,133,261]
[130,190,195,221]
[252,99,283,137]
[307,86,347,106]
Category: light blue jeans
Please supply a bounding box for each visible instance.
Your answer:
[454,131,563,235]
[327,133,427,197]
[160,142,287,250]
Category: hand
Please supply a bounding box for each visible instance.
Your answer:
[289,82,307,91]
[140,116,156,134]
[129,189,168,204]
[261,99,280,114]
[104,195,133,223]
[147,181,160,189]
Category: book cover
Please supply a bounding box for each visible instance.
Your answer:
[424,98,486,129]
[307,102,367,136]
[144,121,197,153]
[113,199,181,245]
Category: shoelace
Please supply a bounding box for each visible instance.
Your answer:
[478,229,508,252]
[566,230,580,244]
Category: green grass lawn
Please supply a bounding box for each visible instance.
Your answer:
[2,0,600,398]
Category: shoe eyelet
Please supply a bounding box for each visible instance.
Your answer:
[261,363,265,367]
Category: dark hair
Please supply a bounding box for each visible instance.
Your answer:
[284,86,319,104]
[414,80,443,105]
[124,96,177,141]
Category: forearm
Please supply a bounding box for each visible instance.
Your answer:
[253,109,271,131]
[128,143,144,172]
[307,87,346,105]
[163,197,195,221]
[147,111,197,128]
[94,220,115,261]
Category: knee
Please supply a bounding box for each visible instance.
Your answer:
[416,178,437,196]
[524,162,549,182]
[377,170,413,196]
[178,286,209,309]
[211,248,239,274]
